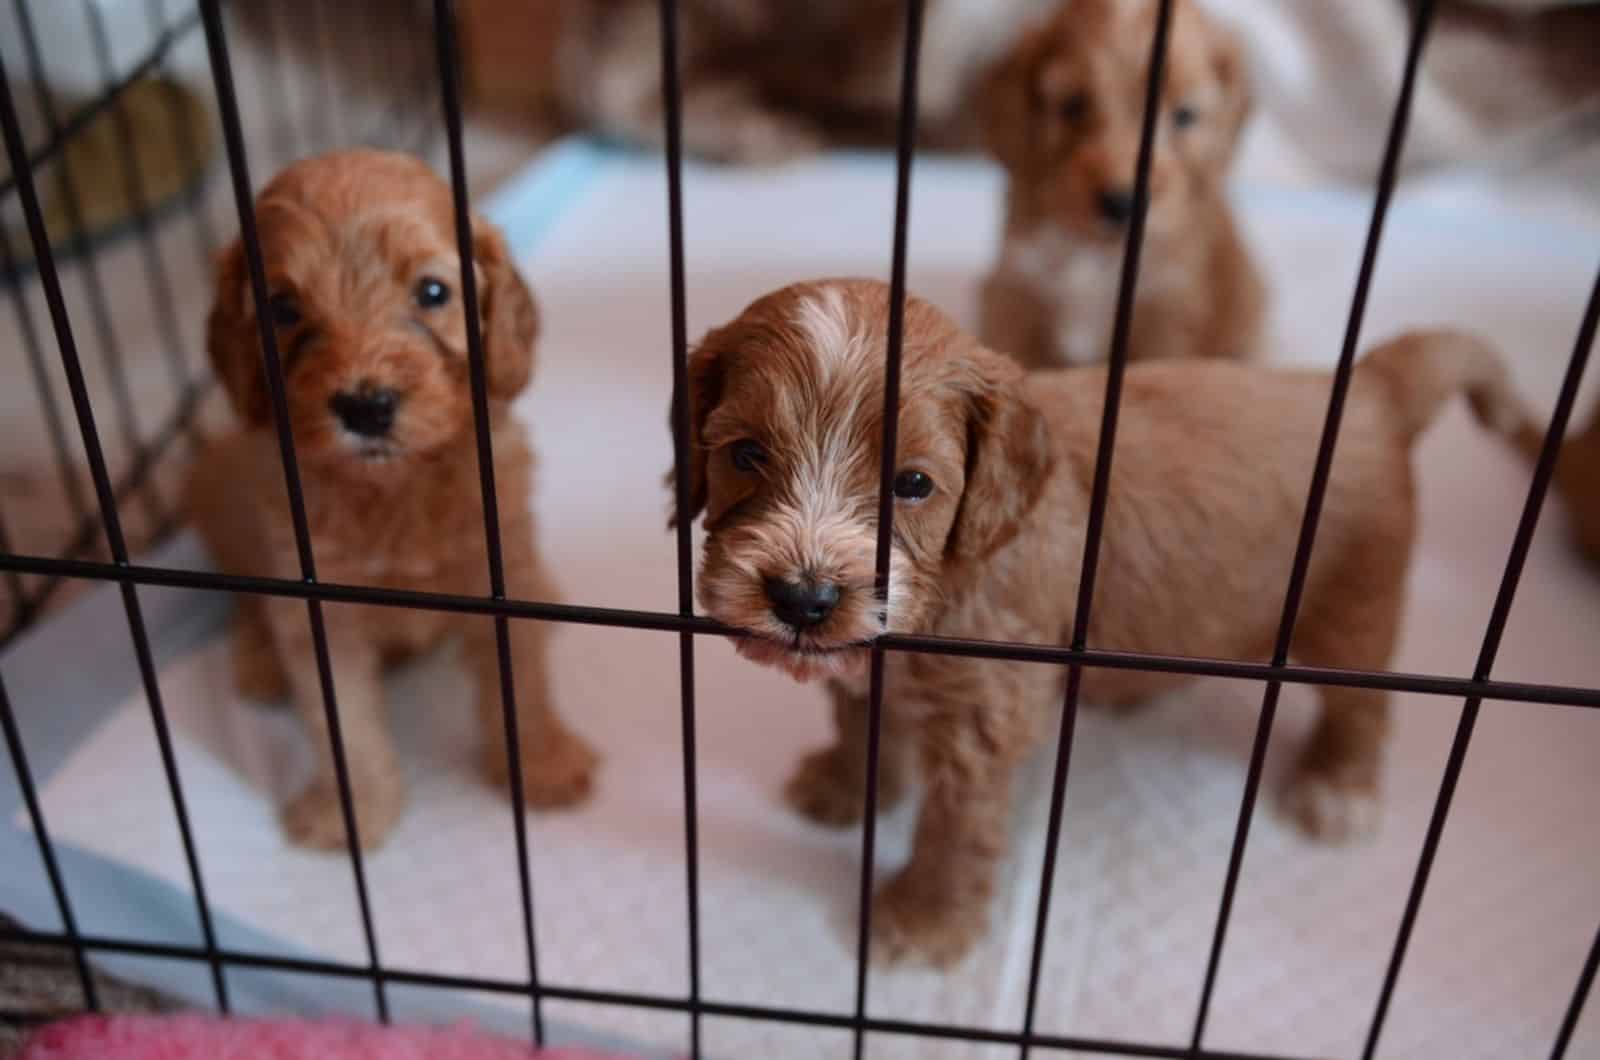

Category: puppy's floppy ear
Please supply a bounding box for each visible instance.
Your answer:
[948,344,1053,562]
[206,240,272,427]
[979,23,1046,173]
[472,220,539,399]
[1207,15,1253,165]
[666,324,729,529]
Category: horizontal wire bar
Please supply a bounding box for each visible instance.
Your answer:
[1,550,1596,711]
[0,924,1310,1060]
[0,10,203,203]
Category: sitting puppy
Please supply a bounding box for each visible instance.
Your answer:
[679,278,1525,964]
[553,0,1056,163]
[186,149,596,850]
[978,0,1265,369]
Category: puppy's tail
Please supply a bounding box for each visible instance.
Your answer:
[1359,329,1530,443]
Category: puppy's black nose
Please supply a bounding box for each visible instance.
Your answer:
[765,578,841,630]
[329,385,398,438]
[1098,187,1135,224]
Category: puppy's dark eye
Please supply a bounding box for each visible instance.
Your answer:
[415,276,452,309]
[892,469,934,501]
[1173,104,1199,129]
[1058,92,1088,122]
[267,292,301,329]
[729,439,767,472]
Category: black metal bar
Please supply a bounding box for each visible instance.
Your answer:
[1015,3,1175,1056]
[145,0,221,309]
[1362,264,1600,1060]
[3,548,1599,713]
[83,0,193,400]
[656,0,702,1055]
[1552,920,1600,1059]
[0,225,90,531]
[0,513,28,632]
[0,672,97,1009]
[197,0,388,1021]
[0,9,203,203]
[0,923,1315,1060]
[432,0,546,1043]
[11,0,167,531]
[2,379,208,641]
[852,5,925,1058]
[0,60,228,1012]
[1189,2,1438,1048]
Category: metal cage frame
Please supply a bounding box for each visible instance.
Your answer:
[0,0,1597,1057]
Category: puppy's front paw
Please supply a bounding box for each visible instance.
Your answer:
[869,874,987,969]
[283,773,404,851]
[489,727,598,810]
[1281,768,1380,843]
[784,747,905,828]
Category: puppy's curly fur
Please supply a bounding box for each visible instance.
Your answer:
[680,278,1527,965]
[979,0,1264,369]
[185,149,596,851]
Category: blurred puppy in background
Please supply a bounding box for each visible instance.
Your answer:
[978,0,1264,369]
[186,149,597,851]
[549,0,1057,162]
[678,278,1527,964]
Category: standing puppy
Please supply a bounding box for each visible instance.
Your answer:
[979,0,1264,368]
[187,150,596,850]
[680,278,1525,965]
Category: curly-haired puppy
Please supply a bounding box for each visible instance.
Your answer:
[978,0,1264,369]
[678,278,1525,964]
[554,0,1056,163]
[186,149,597,850]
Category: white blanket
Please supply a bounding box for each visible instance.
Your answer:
[31,147,1600,1059]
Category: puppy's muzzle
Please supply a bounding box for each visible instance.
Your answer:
[764,577,841,631]
[329,383,399,438]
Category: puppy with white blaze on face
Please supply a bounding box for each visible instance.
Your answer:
[675,278,1530,966]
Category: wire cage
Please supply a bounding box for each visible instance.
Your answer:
[0,0,1596,1058]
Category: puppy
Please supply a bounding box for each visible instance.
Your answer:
[553,0,1057,163]
[978,0,1264,369]
[679,278,1525,964]
[186,149,596,850]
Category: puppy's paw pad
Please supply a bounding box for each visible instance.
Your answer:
[784,749,866,828]
[869,883,986,969]
[502,730,599,810]
[1282,772,1380,843]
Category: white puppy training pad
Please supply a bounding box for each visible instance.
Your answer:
[19,143,1600,1059]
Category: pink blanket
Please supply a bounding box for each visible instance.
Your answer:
[20,1014,638,1060]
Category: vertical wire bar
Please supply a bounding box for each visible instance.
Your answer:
[83,1,193,399]
[655,0,702,1055]
[1014,3,1174,1056]
[0,224,90,528]
[145,0,220,334]
[431,0,545,1042]
[1551,920,1600,1059]
[0,671,98,1010]
[196,0,389,1021]
[1189,2,1437,1048]
[851,4,925,1058]
[11,0,166,531]
[0,63,229,1012]
[1362,265,1599,1060]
